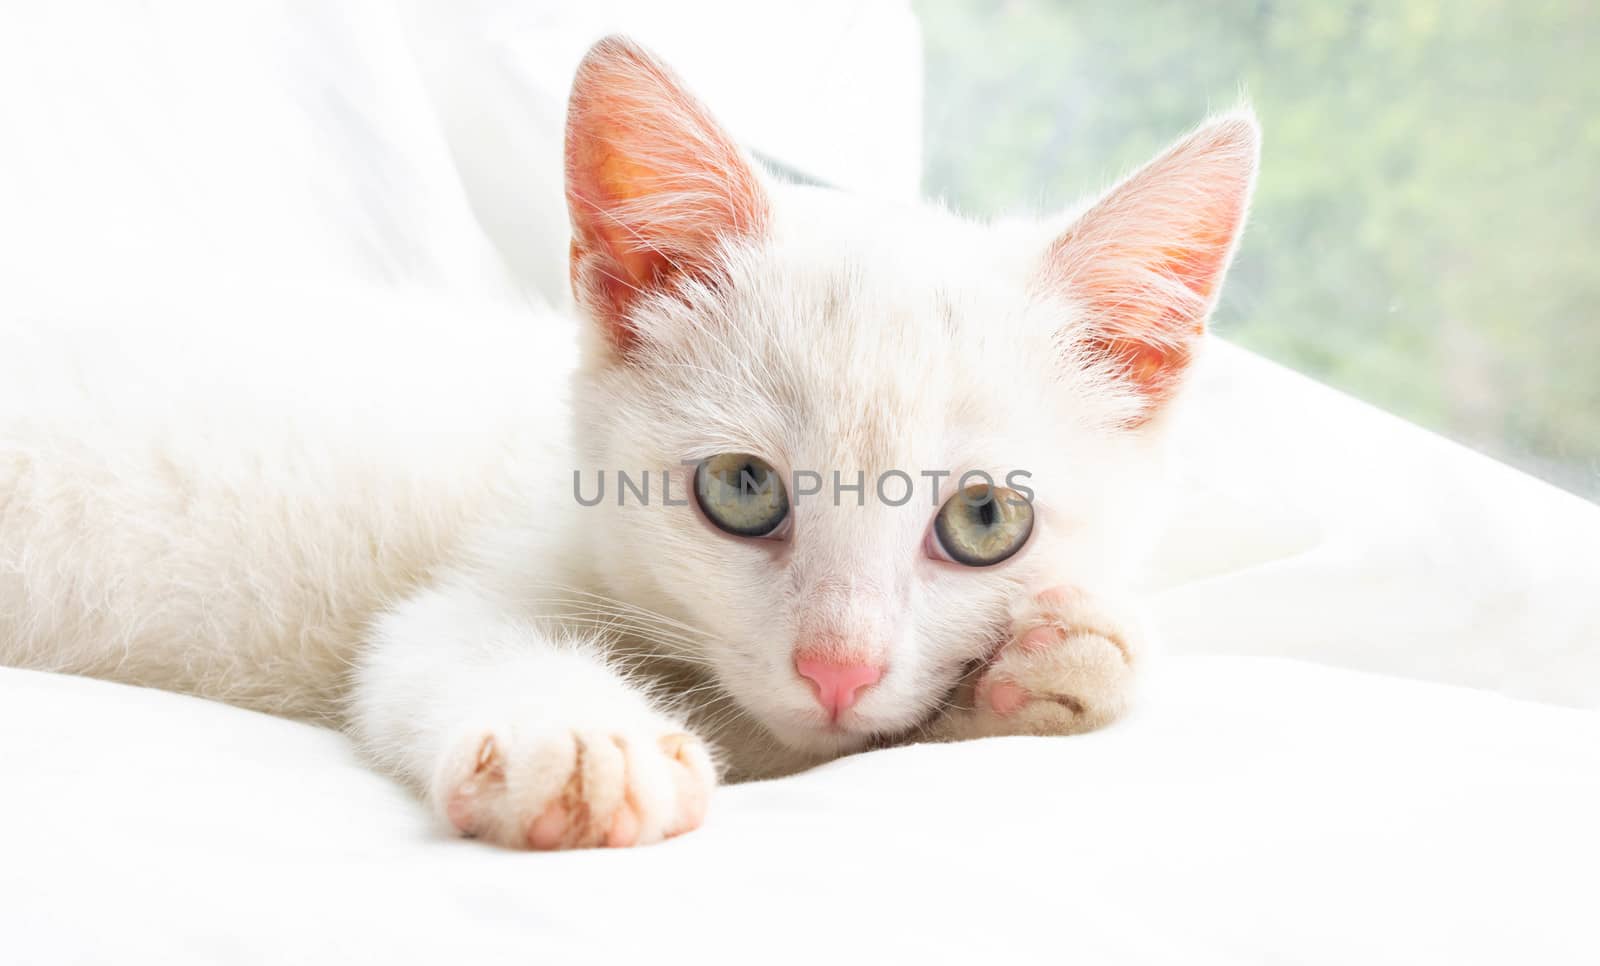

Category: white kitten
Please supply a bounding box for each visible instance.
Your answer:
[0,37,1256,850]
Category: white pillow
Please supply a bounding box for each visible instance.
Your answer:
[0,1,515,300]
[1152,340,1600,708]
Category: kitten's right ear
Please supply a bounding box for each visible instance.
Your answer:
[565,36,770,356]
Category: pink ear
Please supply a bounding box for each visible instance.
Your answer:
[565,37,770,354]
[1042,113,1259,423]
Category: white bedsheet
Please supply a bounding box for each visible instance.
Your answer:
[3,660,1596,964]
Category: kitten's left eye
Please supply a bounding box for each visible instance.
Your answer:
[693,453,789,538]
[930,484,1033,567]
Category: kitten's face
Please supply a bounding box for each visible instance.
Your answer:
[563,38,1255,757]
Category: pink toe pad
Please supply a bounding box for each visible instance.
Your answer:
[986,679,1029,716]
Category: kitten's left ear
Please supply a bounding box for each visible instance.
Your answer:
[1042,112,1259,425]
[565,36,771,356]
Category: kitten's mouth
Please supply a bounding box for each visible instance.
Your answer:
[757,713,885,756]
[763,696,946,756]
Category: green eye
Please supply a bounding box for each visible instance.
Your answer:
[933,484,1033,566]
[693,453,789,538]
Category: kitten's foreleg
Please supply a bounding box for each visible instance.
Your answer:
[348,581,715,849]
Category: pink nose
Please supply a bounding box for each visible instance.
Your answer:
[795,657,884,720]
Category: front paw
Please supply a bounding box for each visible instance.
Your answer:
[434,723,715,850]
[950,586,1140,740]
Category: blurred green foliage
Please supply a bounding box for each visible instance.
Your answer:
[918,0,1599,498]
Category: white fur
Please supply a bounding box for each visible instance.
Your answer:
[0,283,571,718]
[0,40,1255,848]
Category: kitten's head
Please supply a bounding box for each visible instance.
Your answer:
[563,38,1256,758]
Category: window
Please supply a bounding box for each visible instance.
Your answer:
[919,0,1599,499]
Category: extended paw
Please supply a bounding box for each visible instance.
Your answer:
[437,726,715,850]
[953,586,1139,740]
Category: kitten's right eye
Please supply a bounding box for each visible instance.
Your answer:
[931,484,1033,567]
[693,453,789,538]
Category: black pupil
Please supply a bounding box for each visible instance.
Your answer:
[737,463,761,499]
[974,498,998,528]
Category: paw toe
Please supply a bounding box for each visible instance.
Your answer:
[527,800,570,850]
[444,733,506,838]
[661,733,714,837]
[605,801,640,848]
[1014,624,1062,654]
[981,677,1030,716]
